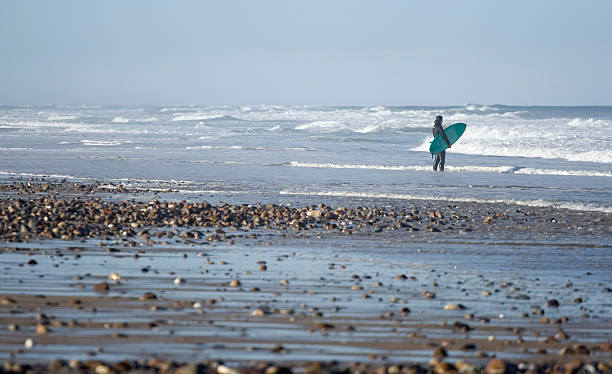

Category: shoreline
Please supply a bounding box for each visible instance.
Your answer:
[1,178,610,244]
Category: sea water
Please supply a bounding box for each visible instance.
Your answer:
[0,104,610,212]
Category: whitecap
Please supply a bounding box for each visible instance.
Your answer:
[172,114,242,122]
[185,145,246,151]
[566,117,609,128]
[354,124,380,133]
[295,121,345,131]
[47,114,79,121]
[81,140,121,146]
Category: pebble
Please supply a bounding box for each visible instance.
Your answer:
[546,299,560,307]
[36,324,49,334]
[0,296,17,305]
[423,291,436,299]
[24,338,34,349]
[217,364,240,374]
[93,282,110,293]
[444,303,466,310]
[140,292,157,301]
[564,359,583,374]
[485,359,506,374]
[433,362,455,374]
[432,347,448,358]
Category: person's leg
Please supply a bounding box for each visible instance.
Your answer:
[439,151,446,171]
[433,153,440,171]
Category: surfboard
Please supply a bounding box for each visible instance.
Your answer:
[429,122,466,154]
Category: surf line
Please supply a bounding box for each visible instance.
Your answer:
[287,162,612,177]
[279,190,612,214]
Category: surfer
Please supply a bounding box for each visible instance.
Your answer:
[432,115,451,171]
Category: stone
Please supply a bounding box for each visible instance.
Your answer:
[444,303,466,310]
[434,362,457,374]
[433,347,448,358]
[564,360,583,374]
[24,338,34,349]
[485,359,506,374]
[0,296,17,305]
[423,291,436,299]
[140,292,157,300]
[93,282,110,293]
[546,299,560,307]
[36,324,49,334]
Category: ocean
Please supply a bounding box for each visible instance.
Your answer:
[1,104,611,212]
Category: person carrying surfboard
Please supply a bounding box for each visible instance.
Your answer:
[432,115,451,171]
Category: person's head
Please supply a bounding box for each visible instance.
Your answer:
[434,115,443,125]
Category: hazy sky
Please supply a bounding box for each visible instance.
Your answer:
[1,1,611,106]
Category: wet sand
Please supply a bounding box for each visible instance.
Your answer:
[1,178,611,373]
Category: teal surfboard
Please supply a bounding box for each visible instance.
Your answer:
[429,122,467,154]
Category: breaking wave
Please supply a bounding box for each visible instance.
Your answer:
[288,162,611,177]
[279,190,612,213]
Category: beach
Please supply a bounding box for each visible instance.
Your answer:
[1,178,611,373]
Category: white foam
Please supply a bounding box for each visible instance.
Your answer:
[47,114,79,121]
[566,117,609,128]
[185,145,246,150]
[411,116,612,164]
[290,161,430,172]
[465,104,489,112]
[279,190,612,213]
[0,170,85,180]
[289,162,612,177]
[296,121,345,131]
[111,116,158,123]
[283,147,316,151]
[354,124,380,133]
[112,117,130,123]
[174,189,252,195]
[81,140,121,146]
[515,168,612,178]
[171,113,240,122]
[138,117,159,122]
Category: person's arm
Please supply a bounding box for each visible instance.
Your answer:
[440,128,452,148]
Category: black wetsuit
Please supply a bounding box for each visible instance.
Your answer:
[432,123,451,171]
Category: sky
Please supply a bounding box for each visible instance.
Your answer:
[1,0,611,106]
